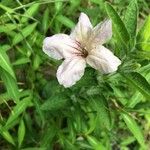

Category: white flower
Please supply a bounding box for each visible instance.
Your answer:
[43,13,121,88]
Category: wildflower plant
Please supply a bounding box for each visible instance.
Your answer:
[43,13,121,87]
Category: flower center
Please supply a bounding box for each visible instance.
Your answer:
[67,41,89,58]
[81,47,88,58]
[75,40,88,58]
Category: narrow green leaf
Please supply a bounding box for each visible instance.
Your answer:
[105,3,130,44]
[12,23,37,45]
[18,120,26,148]
[90,95,111,130]
[21,3,40,23]
[56,15,75,28]
[0,124,15,146]
[121,112,146,148]
[5,97,31,128]
[0,24,18,33]
[0,51,15,79]
[63,138,78,150]
[121,136,135,146]
[12,57,30,66]
[0,3,14,13]
[111,85,127,105]
[1,45,11,52]
[1,131,16,145]
[121,72,150,98]
[86,136,106,150]
[137,15,150,51]
[124,0,138,38]
[32,95,45,125]
[127,91,143,108]
[40,125,56,147]
[0,92,11,105]
[134,101,150,110]
[0,68,19,103]
[42,8,50,33]
[33,55,42,70]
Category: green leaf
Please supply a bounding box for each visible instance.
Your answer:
[33,55,42,70]
[86,136,106,150]
[0,51,15,79]
[90,95,111,130]
[5,97,31,128]
[40,94,68,111]
[0,24,18,33]
[0,3,14,13]
[40,125,56,147]
[121,136,135,146]
[12,57,30,66]
[124,0,138,38]
[111,85,128,105]
[32,95,45,125]
[0,92,11,105]
[0,68,19,103]
[121,112,146,148]
[18,120,26,148]
[126,91,143,108]
[0,124,15,146]
[42,8,50,33]
[56,15,75,28]
[1,45,11,52]
[12,23,37,45]
[121,72,150,98]
[137,15,150,51]
[105,2,130,44]
[21,3,40,23]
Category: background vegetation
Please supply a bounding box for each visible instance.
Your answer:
[0,0,150,149]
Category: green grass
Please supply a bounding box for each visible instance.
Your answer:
[0,0,150,149]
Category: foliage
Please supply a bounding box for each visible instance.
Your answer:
[0,0,150,149]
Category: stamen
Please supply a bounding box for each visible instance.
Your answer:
[65,43,83,53]
[75,40,84,50]
[66,40,88,58]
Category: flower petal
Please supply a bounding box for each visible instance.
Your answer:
[86,46,121,74]
[90,19,112,47]
[57,57,86,88]
[43,34,80,60]
[70,13,93,44]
